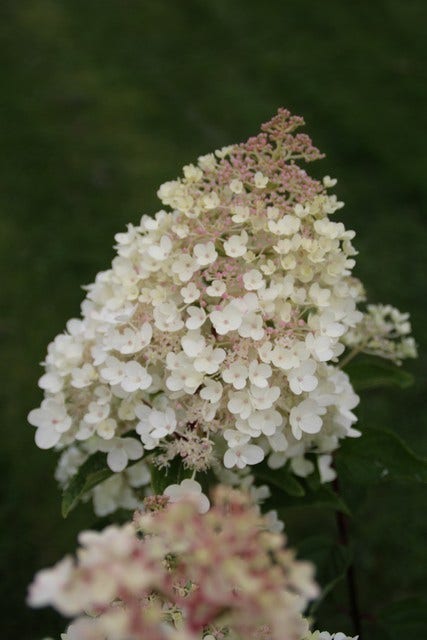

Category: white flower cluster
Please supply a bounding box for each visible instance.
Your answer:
[49,626,358,640]
[304,632,357,640]
[343,303,417,364]
[164,476,284,532]
[27,109,414,514]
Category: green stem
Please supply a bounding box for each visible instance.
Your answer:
[333,477,362,638]
[339,342,368,370]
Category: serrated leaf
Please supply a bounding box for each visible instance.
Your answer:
[336,427,427,485]
[344,355,414,391]
[149,457,192,495]
[252,461,305,497]
[62,452,113,518]
[264,481,351,516]
[298,535,353,613]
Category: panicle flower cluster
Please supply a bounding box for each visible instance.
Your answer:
[43,626,357,640]
[343,303,417,364]
[304,632,357,640]
[28,108,415,514]
[29,486,318,640]
[44,626,358,640]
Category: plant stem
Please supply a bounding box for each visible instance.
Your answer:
[339,337,372,370]
[333,478,362,638]
[338,345,364,369]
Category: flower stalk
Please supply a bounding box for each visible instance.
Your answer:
[333,477,362,639]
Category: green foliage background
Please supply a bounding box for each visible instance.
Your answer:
[0,1,426,638]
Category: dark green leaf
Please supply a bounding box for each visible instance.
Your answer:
[376,597,427,639]
[252,461,305,497]
[149,457,192,495]
[197,467,221,496]
[298,535,353,613]
[264,481,351,515]
[345,355,414,391]
[336,427,427,485]
[62,452,113,518]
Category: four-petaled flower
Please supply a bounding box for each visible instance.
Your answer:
[28,399,72,449]
[163,479,210,514]
[98,437,144,472]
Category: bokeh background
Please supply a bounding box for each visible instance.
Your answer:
[1,1,426,638]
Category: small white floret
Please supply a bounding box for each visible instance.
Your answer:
[163,479,210,514]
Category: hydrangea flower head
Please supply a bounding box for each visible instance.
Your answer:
[29,486,318,640]
[28,108,415,514]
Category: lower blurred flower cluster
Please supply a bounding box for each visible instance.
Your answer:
[31,486,320,640]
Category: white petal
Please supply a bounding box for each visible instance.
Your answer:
[268,431,288,452]
[197,493,211,514]
[180,479,202,493]
[28,408,45,428]
[134,404,151,421]
[301,375,318,392]
[38,373,63,393]
[301,414,323,434]
[244,444,264,465]
[107,447,128,472]
[291,422,302,440]
[123,438,144,460]
[122,373,152,392]
[163,484,181,500]
[223,449,236,469]
[35,426,61,449]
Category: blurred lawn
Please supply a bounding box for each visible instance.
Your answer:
[0,1,426,638]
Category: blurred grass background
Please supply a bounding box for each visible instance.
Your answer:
[0,0,426,638]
